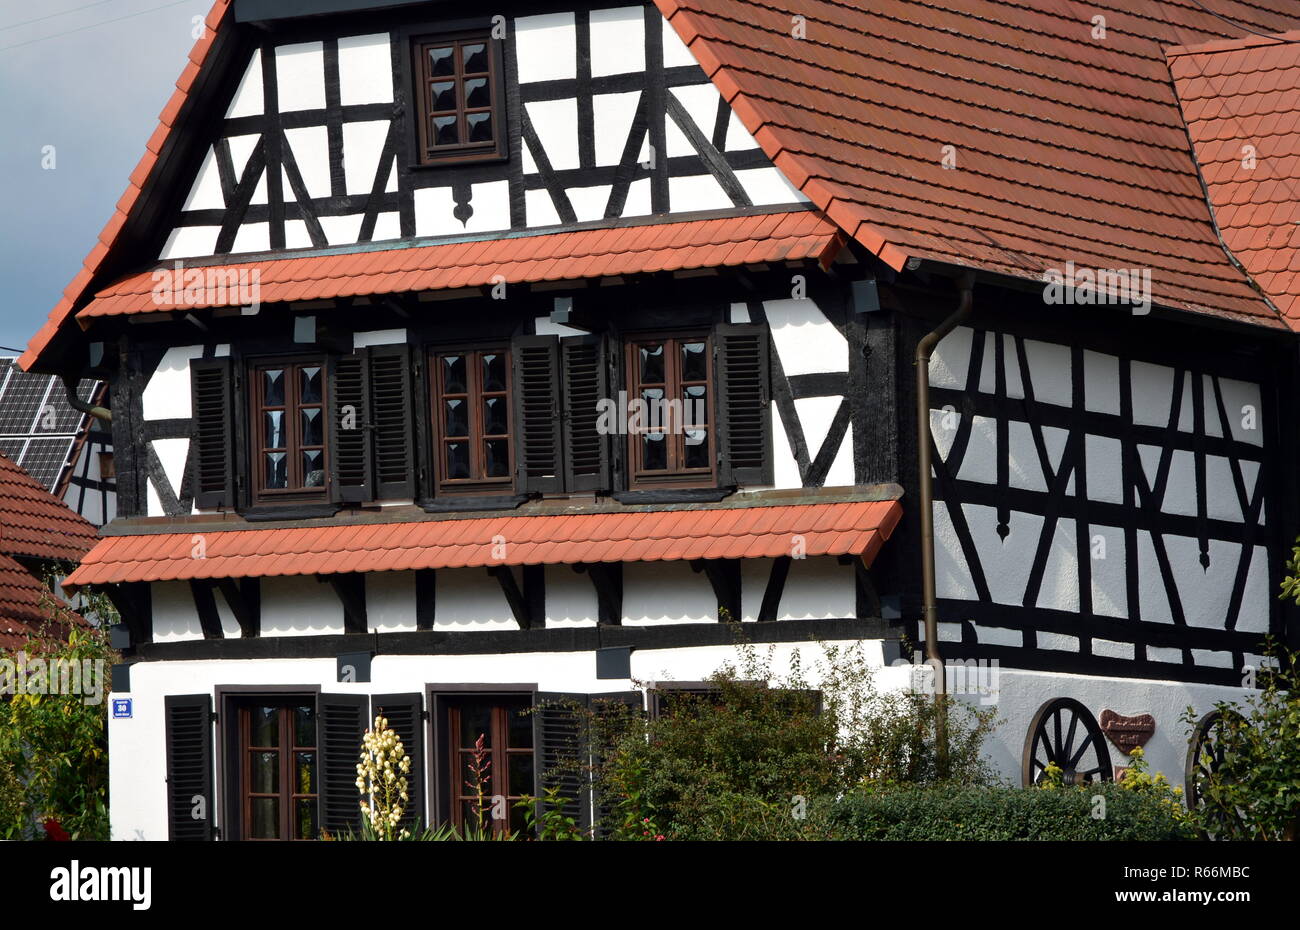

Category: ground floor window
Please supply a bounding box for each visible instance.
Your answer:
[445,696,534,836]
[238,700,318,840]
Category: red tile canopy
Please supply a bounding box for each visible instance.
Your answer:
[63,498,902,588]
[75,210,843,320]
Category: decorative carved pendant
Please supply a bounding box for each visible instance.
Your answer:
[1099,709,1155,751]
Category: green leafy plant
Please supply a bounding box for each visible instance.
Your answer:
[515,785,584,841]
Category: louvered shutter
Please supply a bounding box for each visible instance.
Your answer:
[560,334,610,492]
[714,323,772,486]
[371,693,425,832]
[329,353,371,503]
[532,692,589,832]
[367,345,417,500]
[588,691,643,839]
[512,335,564,494]
[319,693,368,837]
[189,358,234,508]
[164,694,213,841]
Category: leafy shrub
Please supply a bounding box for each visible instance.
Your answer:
[820,784,1197,841]
[589,642,999,841]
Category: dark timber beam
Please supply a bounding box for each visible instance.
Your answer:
[575,563,622,625]
[100,581,153,645]
[486,565,536,631]
[840,553,882,619]
[189,580,225,639]
[318,573,367,634]
[216,577,260,638]
[415,569,435,631]
[690,559,741,622]
[757,557,792,622]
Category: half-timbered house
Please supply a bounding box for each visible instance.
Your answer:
[16,0,1300,839]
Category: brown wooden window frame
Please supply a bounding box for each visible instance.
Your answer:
[238,699,319,841]
[445,697,534,837]
[624,331,717,489]
[412,31,506,166]
[429,346,514,494]
[249,356,328,504]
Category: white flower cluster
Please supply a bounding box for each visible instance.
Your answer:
[355,715,414,840]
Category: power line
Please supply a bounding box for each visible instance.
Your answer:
[0,0,198,54]
[0,0,116,34]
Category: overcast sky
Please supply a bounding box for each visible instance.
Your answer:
[0,0,212,352]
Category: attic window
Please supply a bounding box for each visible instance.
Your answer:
[413,33,505,165]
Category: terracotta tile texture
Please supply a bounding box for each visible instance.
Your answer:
[64,499,902,587]
[1169,30,1300,329]
[655,0,1300,326]
[0,454,98,563]
[75,211,841,317]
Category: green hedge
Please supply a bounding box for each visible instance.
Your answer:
[819,785,1196,841]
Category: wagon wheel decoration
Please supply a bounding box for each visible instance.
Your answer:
[1021,698,1113,787]
[1184,709,1246,837]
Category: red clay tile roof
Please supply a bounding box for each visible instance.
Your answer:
[0,553,54,649]
[77,211,843,318]
[0,453,98,563]
[63,498,902,588]
[1169,30,1300,330]
[655,0,1300,326]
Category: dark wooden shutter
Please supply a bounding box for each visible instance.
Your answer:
[164,694,213,841]
[329,353,371,503]
[371,693,425,832]
[715,323,772,486]
[532,692,589,832]
[367,345,417,500]
[319,692,368,837]
[560,334,611,492]
[190,358,234,508]
[512,335,564,494]
[588,691,642,839]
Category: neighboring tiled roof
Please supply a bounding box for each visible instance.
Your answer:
[0,453,98,563]
[64,498,902,587]
[0,553,52,649]
[654,0,1300,326]
[77,210,844,319]
[1169,30,1300,330]
[19,0,233,372]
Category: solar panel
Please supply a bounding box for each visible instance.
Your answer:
[0,358,101,493]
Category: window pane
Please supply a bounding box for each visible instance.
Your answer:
[684,384,708,424]
[250,706,278,746]
[294,706,316,747]
[444,398,468,437]
[432,115,458,146]
[263,410,285,449]
[639,344,665,383]
[262,369,285,406]
[265,452,287,488]
[295,752,317,793]
[445,442,469,479]
[442,355,466,393]
[300,407,323,446]
[295,799,318,840]
[508,753,534,797]
[483,396,508,435]
[427,46,454,76]
[251,751,279,794]
[508,706,532,748]
[482,352,507,392]
[684,429,710,469]
[459,704,492,749]
[462,43,488,73]
[681,341,707,381]
[641,431,667,470]
[464,77,490,108]
[484,439,509,478]
[251,798,279,839]
[466,112,493,143]
[430,80,457,112]
[301,449,325,487]
[299,366,322,403]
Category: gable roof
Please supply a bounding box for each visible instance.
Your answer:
[22,1,1300,374]
[1169,29,1300,330]
[654,0,1300,327]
